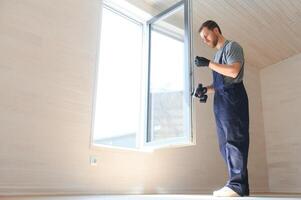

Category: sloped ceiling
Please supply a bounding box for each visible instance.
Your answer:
[126,0,301,69]
[193,0,301,69]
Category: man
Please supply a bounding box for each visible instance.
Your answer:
[194,20,250,197]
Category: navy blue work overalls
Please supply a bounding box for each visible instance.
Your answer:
[213,44,250,196]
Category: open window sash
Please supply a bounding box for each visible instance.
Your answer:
[143,0,194,150]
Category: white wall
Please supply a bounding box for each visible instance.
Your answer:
[0,0,269,195]
[261,53,301,193]
[244,65,270,192]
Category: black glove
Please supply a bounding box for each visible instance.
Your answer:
[195,56,210,67]
[192,83,208,103]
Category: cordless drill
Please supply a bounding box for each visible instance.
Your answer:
[192,83,208,103]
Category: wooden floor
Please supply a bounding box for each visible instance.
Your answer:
[1,195,301,200]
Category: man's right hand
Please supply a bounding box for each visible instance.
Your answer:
[193,84,207,98]
[192,83,208,103]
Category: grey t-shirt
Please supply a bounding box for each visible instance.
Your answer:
[213,40,244,86]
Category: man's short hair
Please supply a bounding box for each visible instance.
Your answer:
[198,20,222,34]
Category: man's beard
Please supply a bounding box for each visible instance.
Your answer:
[211,34,218,48]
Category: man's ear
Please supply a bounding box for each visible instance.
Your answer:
[213,27,220,35]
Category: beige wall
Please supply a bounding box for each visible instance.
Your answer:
[0,0,268,195]
[261,53,301,193]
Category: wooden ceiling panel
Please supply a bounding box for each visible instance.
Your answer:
[194,0,301,69]
[125,0,301,69]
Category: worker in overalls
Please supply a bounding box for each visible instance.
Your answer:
[194,20,250,197]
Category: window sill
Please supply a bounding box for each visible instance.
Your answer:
[90,143,154,153]
[90,141,196,153]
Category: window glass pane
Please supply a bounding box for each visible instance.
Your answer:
[93,6,142,148]
[148,6,186,142]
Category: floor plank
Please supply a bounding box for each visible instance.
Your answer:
[1,195,301,200]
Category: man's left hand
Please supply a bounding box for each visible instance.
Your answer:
[195,56,210,67]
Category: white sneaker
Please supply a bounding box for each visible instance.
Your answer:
[213,186,240,197]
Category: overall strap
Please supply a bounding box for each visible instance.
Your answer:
[213,40,229,90]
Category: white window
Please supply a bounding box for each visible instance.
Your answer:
[91,0,193,151]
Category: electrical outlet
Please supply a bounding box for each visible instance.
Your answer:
[90,156,98,166]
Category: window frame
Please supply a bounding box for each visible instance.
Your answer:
[90,1,145,150]
[143,0,194,150]
[90,0,195,152]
